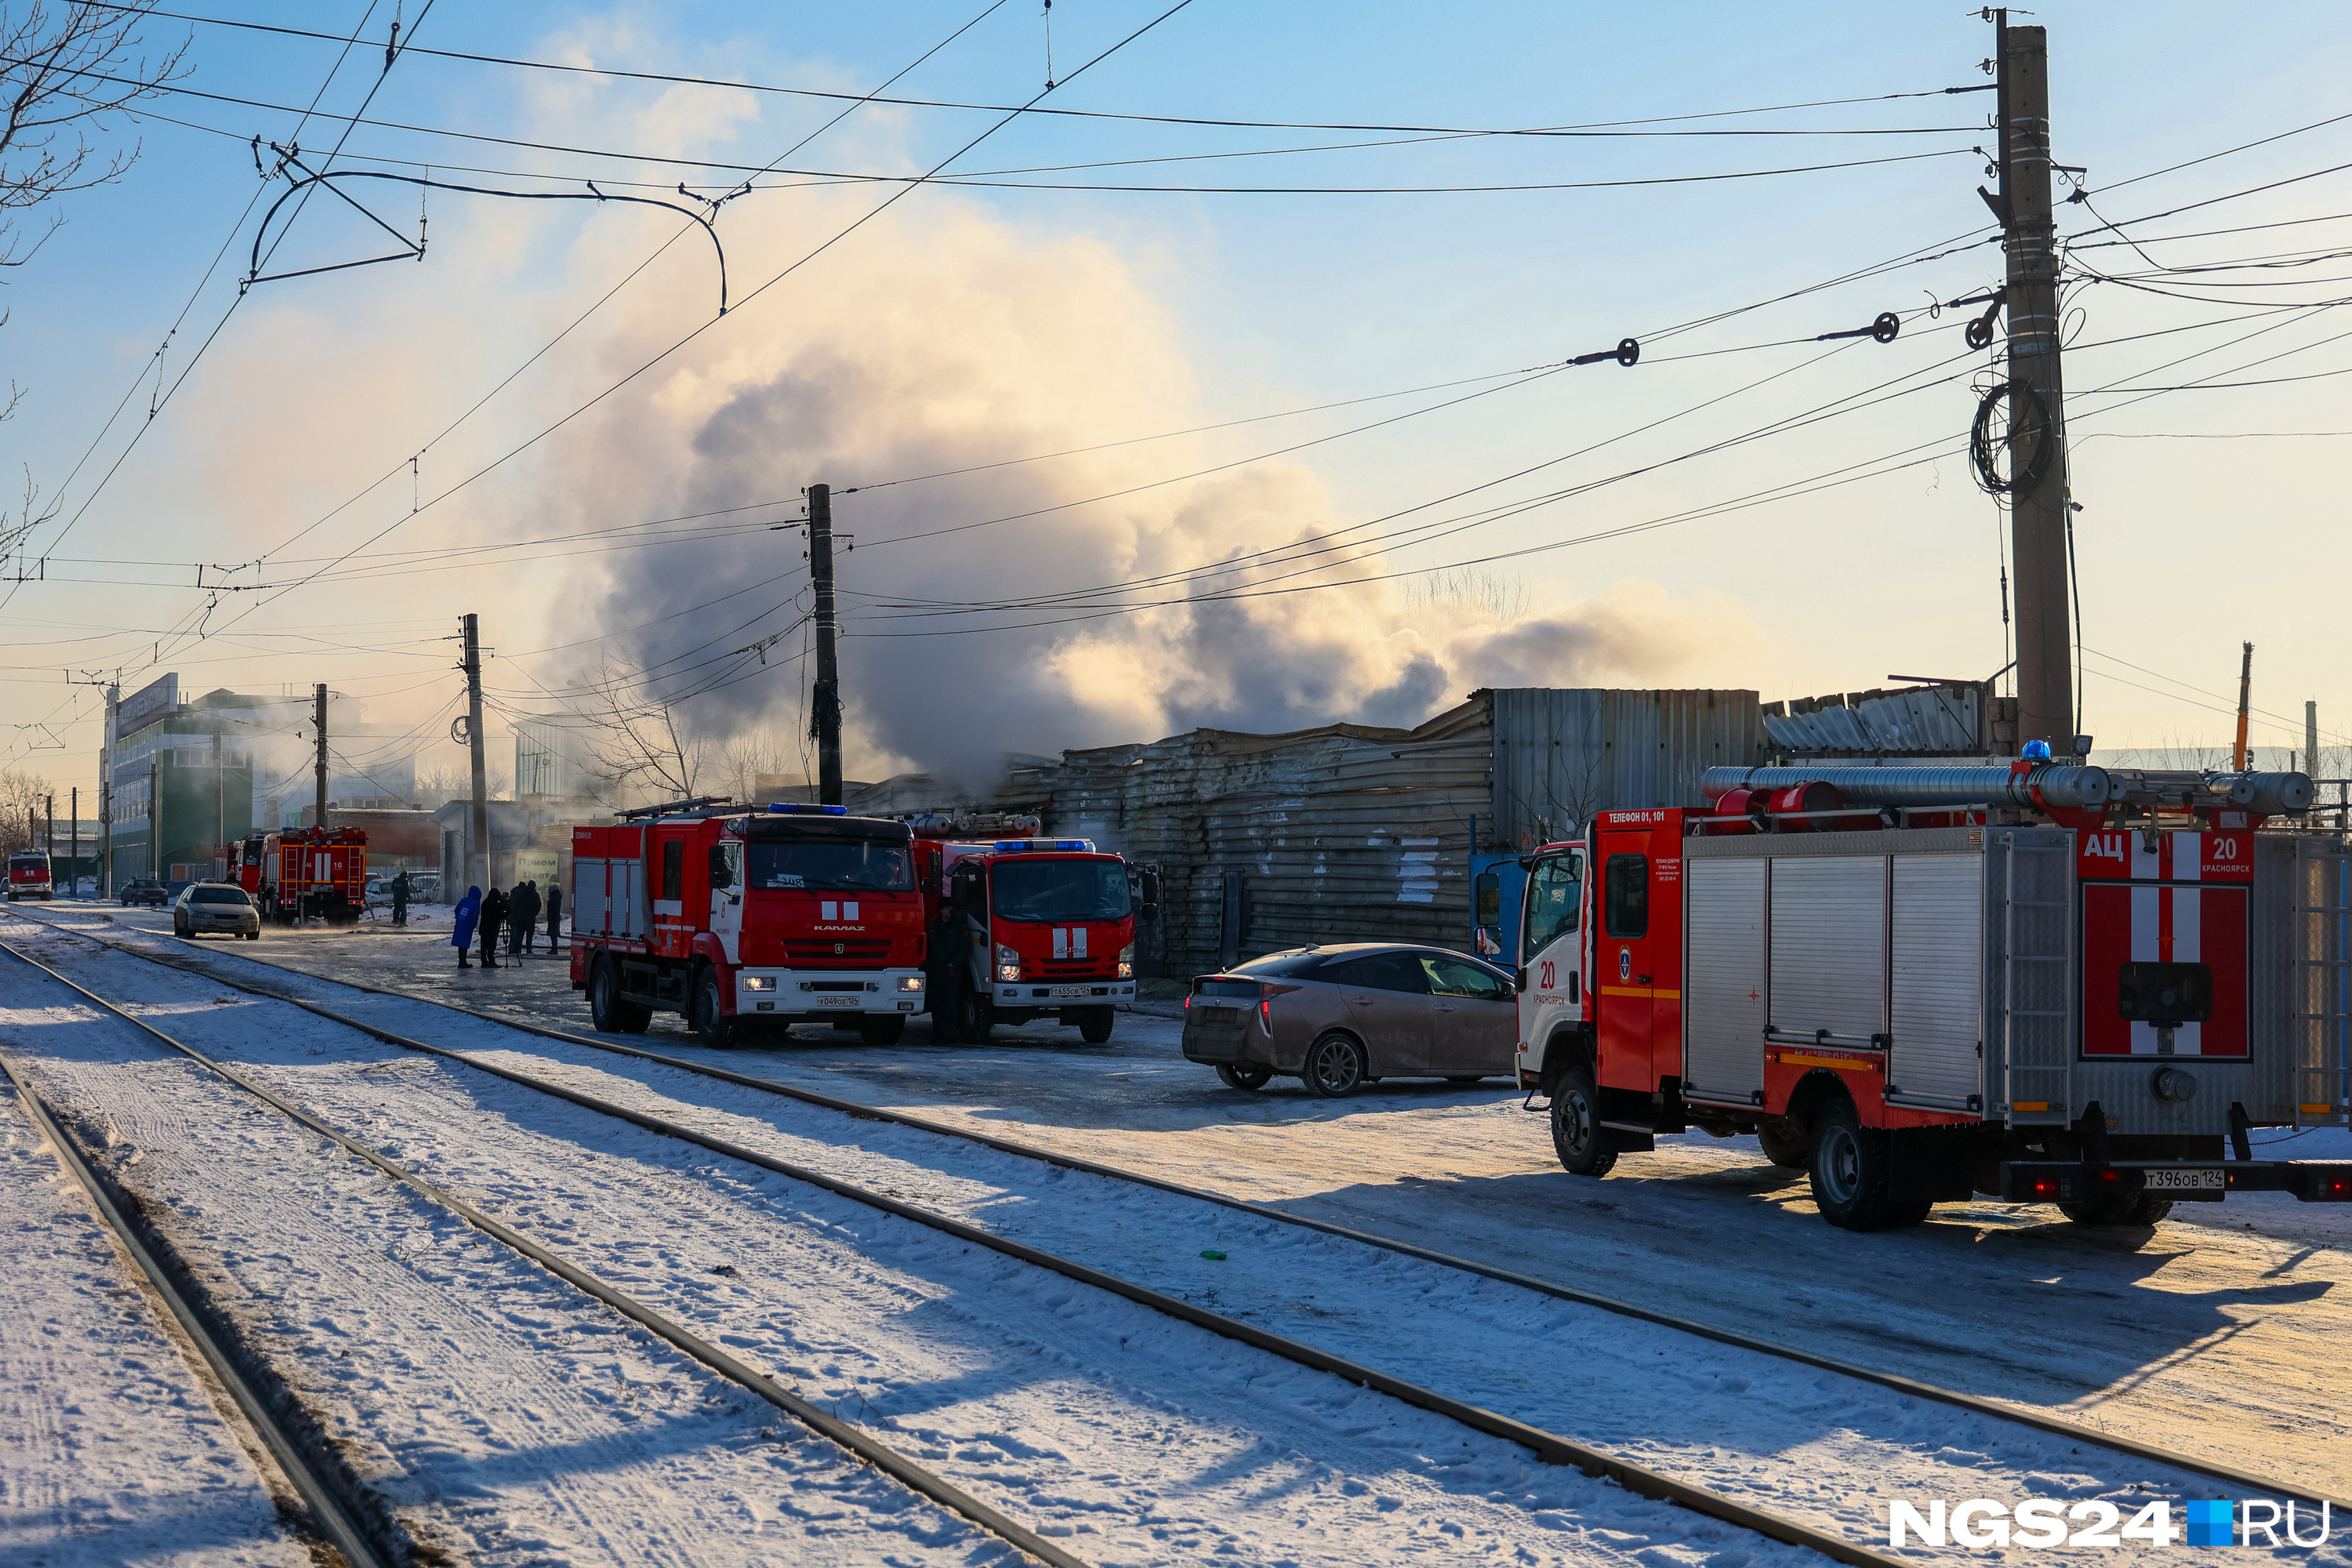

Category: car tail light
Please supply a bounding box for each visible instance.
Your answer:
[1259,997,1274,1036]
[2308,1171,2352,1202]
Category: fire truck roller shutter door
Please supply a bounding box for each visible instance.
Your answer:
[1769,855,1888,1050]
[1683,857,1767,1108]
[1888,855,1987,1107]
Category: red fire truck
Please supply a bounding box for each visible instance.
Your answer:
[910,818,1140,1044]
[568,800,925,1046]
[235,827,368,924]
[1511,761,2352,1230]
[6,850,53,902]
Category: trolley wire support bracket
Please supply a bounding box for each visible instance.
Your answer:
[1815,311,1902,344]
[244,146,734,314]
[1570,337,1641,367]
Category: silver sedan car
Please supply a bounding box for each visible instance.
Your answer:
[172,882,262,940]
[1181,942,1518,1096]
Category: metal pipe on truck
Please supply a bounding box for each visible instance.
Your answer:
[1698,764,2114,811]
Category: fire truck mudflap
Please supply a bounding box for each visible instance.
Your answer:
[1514,772,2352,1230]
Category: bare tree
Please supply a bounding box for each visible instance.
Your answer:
[0,765,49,852]
[714,728,793,806]
[576,654,708,804]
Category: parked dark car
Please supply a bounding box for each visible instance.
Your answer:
[118,877,169,907]
[1181,942,1518,1097]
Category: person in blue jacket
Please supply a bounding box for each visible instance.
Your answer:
[452,885,482,968]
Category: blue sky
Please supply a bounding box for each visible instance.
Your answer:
[5,1,2350,792]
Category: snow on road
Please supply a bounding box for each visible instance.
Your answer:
[1,920,1833,1568]
[78,902,2352,1504]
[0,1071,309,1568]
[13,916,2347,1566]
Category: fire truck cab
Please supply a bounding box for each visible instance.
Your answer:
[6,851,53,902]
[913,825,1138,1044]
[570,801,925,1047]
[1514,763,2352,1231]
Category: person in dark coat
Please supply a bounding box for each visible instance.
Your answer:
[512,880,540,955]
[545,880,562,953]
[451,886,481,967]
[479,885,508,968]
[390,870,411,927]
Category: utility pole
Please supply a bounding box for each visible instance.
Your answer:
[100,775,111,898]
[2232,642,2254,771]
[212,730,226,877]
[149,755,162,883]
[2307,699,2321,779]
[807,482,844,805]
[313,684,330,833]
[461,614,490,891]
[70,786,78,897]
[45,794,53,878]
[1991,13,2074,753]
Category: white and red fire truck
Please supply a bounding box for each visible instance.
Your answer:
[235,827,368,924]
[568,800,925,1045]
[6,850,53,902]
[909,816,1140,1043]
[1511,760,2352,1230]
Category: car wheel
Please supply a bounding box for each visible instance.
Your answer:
[1077,1007,1115,1044]
[1302,1032,1365,1098]
[1757,1118,1810,1169]
[1807,1099,1925,1230]
[1549,1064,1617,1178]
[691,967,735,1047]
[2058,1192,2175,1227]
[589,957,652,1035]
[858,1014,906,1047]
[1215,1062,1272,1091]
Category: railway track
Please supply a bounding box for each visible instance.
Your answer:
[53,906,2350,1519]
[1,916,1909,1568]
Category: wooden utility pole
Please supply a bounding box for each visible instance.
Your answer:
[808,482,844,805]
[461,615,490,891]
[1992,14,2074,753]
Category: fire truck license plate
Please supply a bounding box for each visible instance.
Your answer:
[816,996,859,1008]
[1051,985,1091,998]
[2143,1168,2224,1190]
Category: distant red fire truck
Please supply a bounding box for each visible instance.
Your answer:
[235,827,368,924]
[1509,761,2352,1231]
[910,815,1141,1044]
[568,800,925,1046]
[6,850,53,902]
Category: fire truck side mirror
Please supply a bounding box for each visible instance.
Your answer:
[1514,964,1528,993]
[1138,866,1160,919]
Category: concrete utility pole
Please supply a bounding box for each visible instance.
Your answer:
[212,730,226,877]
[1992,13,2074,753]
[2232,643,2254,771]
[70,786,78,896]
[313,684,330,833]
[807,482,844,806]
[102,683,115,897]
[45,795,53,876]
[461,614,490,891]
[148,755,161,882]
[2307,700,2321,780]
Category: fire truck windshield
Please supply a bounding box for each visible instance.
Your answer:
[746,839,912,892]
[992,858,1130,922]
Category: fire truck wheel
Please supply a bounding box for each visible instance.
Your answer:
[858,1015,906,1047]
[1806,1100,1916,1229]
[1549,1065,1617,1178]
[2058,1192,2175,1228]
[1757,1118,1811,1169]
[1303,1033,1366,1098]
[1077,1007,1115,1044]
[691,968,736,1047]
[1216,1063,1273,1091]
[953,982,993,1044]
[589,957,652,1035]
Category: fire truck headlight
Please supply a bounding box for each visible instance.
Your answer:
[1118,942,1135,980]
[743,976,775,993]
[995,943,1021,982]
[897,975,924,993]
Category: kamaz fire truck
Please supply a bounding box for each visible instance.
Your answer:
[1510,760,2352,1230]
[6,850,53,902]
[909,815,1140,1043]
[234,826,368,924]
[568,800,925,1046]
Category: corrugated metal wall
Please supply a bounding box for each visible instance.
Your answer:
[1487,688,1760,851]
[1044,699,1493,977]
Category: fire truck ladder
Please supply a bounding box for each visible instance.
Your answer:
[2295,839,2352,1128]
[1994,831,2074,1124]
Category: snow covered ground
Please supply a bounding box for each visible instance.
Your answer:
[0,1071,308,1568]
[7,911,2350,1566]
[2,921,1847,1568]
[65,902,2352,1504]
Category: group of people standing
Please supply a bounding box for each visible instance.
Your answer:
[450,878,562,969]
